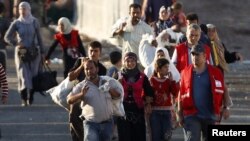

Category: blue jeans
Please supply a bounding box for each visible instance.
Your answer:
[83,119,113,141]
[150,110,172,141]
[183,116,215,141]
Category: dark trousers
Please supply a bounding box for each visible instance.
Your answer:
[69,102,83,141]
[20,88,34,104]
[117,113,146,141]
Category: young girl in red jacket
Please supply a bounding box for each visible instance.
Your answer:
[149,58,179,141]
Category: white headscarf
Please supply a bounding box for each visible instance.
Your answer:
[18,2,35,24]
[144,47,180,82]
[58,17,73,34]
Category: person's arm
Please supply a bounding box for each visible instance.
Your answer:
[141,0,149,20]
[67,84,89,104]
[223,43,242,63]
[68,58,84,81]
[45,39,59,60]
[111,17,129,37]
[112,22,126,37]
[4,21,18,46]
[76,34,86,57]
[177,91,184,126]
[143,75,154,114]
[143,75,154,103]
[109,88,121,99]
[0,64,8,104]
[176,74,185,126]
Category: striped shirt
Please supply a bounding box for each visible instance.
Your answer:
[0,64,8,97]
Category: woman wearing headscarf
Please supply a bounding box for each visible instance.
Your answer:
[207,23,243,121]
[4,1,44,106]
[206,23,243,72]
[117,52,154,141]
[45,17,86,78]
[144,47,180,82]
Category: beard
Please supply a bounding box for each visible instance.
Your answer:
[86,74,98,81]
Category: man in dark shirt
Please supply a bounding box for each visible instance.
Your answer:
[67,41,107,141]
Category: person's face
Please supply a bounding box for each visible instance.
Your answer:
[129,7,141,25]
[84,61,98,81]
[88,47,101,62]
[157,64,169,76]
[124,58,137,69]
[207,28,216,41]
[19,7,28,17]
[157,51,165,59]
[191,52,206,67]
[187,29,200,45]
[58,23,65,33]
[159,10,169,20]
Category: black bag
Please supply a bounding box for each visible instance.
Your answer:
[33,64,58,92]
[18,47,38,62]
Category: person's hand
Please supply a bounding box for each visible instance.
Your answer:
[144,104,152,115]
[45,59,51,65]
[222,108,230,120]
[81,85,89,97]
[114,22,127,36]
[17,43,25,49]
[1,96,7,104]
[235,52,243,61]
[121,22,127,30]
[80,57,89,68]
[176,111,184,127]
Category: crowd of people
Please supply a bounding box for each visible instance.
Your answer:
[0,0,244,141]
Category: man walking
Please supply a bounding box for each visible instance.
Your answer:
[67,59,121,141]
[177,44,225,141]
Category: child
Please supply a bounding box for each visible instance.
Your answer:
[107,51,122,79]
[149,58,178,141]
[107,51,122,140]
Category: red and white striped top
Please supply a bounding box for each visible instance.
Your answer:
[0,64,8,97]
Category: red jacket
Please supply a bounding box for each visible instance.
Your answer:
[150,76,178,109]
[176,42,212,73]
[54,30,79,49]
[121,72,145,109]
[179,64,224,119]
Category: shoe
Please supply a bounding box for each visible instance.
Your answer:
[21,100,28,107]
[27,100,33,106]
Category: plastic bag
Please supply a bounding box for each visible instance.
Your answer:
[46,77,78,111]
[139,34,156,68]
[99,76,125,117]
